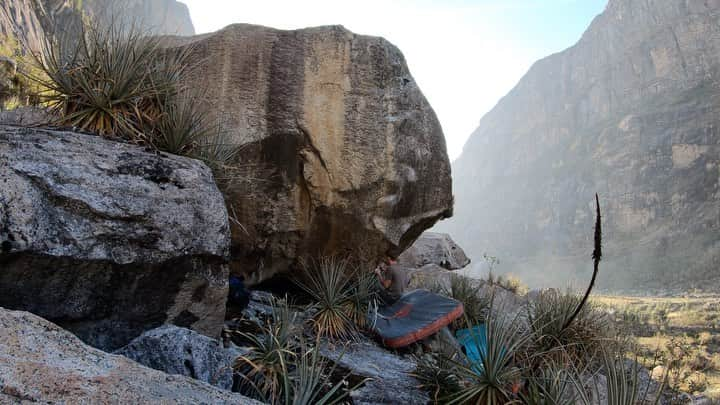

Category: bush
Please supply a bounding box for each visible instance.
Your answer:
[526,289,610,366]
[294,257,362,341]
[436,274,491,328]
[234,299,359,404]
[411,351,463,403]
[29,21,237,164]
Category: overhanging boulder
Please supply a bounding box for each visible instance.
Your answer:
[166,24,453,283]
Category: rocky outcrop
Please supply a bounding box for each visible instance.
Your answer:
[441,0,720,290]
[397,232,470,270]
[0,307,258,404]
[0,126,230,350]
[168,24,453,283]
[116,325,237,390]
[0,0,46,52]
[320,337,429,404]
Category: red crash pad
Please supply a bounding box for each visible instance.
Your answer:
[368,289,464,348]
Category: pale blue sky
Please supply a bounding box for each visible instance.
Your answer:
[184,0,608,159]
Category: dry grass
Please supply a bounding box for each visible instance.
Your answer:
[594,294,720,400]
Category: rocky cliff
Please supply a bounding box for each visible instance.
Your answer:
[1,0,194,54]
[167,24,454,283]
[442,0,720,290]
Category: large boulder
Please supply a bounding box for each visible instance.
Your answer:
[0,307,259,404]
[397,232,470,270]
[0,126,230,350]
[167,24,453,283]
[116,325,237,391]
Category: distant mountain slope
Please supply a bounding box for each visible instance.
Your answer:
[1,0,194,53]
[440,0,720,291]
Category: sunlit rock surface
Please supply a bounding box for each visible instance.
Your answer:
[0,308,258,404]
[168,24,453,283]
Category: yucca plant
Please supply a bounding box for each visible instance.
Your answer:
[294,257,359,341]
[30,21,179,140]
[573,350,652,405]
[290,340,361,405]
[412,351,464,403]
[447,314,531,404]
[520,360,580,405]
[234,299,297,403]
[526,289,609,366]
[439,274,492,328]
[345,268,381,330]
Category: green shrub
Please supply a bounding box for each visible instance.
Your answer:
[29,21,237,164]
[294,257,360,341]
[234,299,358,404]
[411,350,463,403]
[526,289,610,366]
[436,274,491,328]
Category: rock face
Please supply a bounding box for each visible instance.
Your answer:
[397,232,470,270]
[0,126,230,350]
[1,0,194,55]
[441,0,720,290]
[78,0,195,36]
[169,24,453,283]
[0,0,46,52]
[0,307,258,404]
[116,325,236,391]
[320,337,429,405]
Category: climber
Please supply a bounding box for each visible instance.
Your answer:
[374,257,410,302]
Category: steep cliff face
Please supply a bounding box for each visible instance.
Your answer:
[443,0,720,290]
[0,0,194,53]
[167,24,454,283]
[79,0,195,36]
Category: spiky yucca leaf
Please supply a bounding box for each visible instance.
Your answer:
[290,339,362,405]
[294,257,359,341]
[439,274,492,328]
[411,352,464,403]
[521,360,579,405]
[31,22,179,140]
[447,314,531,405]
[234,299,297,403]
[526,289,609,366]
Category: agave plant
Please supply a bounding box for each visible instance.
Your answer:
[294,257,360,341]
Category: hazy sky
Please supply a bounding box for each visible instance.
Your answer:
[183,0,608,160]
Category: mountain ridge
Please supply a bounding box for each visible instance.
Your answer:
[441,0,720,291]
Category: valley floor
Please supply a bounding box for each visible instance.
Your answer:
[593,295,720,401]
